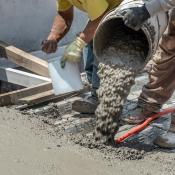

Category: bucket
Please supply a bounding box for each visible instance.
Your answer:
[94,0,168,71]
[48,57,83,95]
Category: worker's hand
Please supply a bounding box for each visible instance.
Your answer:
[123,5,150,31]
[41,33,59,54]
[41,40,58,54]
[60,37,86,68]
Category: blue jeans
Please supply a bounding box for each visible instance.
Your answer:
[84,42,100,95]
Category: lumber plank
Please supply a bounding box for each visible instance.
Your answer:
[19,90,55,105]
[0,67,51,87]
[18,88,87,106]
[0,41,49,77]
[0,82,52,106]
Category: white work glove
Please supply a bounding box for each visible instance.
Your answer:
[61,37,86,68]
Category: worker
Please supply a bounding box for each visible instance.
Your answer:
[42,0,174,148]
[122,0,175,148]
[42,0,123,114]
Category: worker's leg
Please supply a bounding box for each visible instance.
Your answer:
[84,42,94,84]
[139,9,175,112]
[72,41,100,114]
[123,9,175,148]
[84,41,100,93]
[124,9,175,124]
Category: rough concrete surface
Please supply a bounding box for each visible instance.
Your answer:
[0,102,175,175]
[0,72,175,175]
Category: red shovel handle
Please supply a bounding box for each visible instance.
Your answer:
[116,107,175,144]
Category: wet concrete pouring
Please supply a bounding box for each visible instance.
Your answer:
[23,102,147,161]
[35,103,149,161]
[20,71,175,163]
[94,33,147,144]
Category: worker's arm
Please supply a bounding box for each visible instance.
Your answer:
[42,7,73,54]
[123,0,175,31]
[60,13,107,68]
[60,0,109,68]
[79,16,104,44]
[79,0,109,43]
[60,1,109,68]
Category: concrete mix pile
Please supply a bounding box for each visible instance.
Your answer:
[95,63,135,144]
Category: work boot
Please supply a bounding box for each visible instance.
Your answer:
[154,113,175,149]
[154,132,175,149]
[72,91,99,114]
[122,106,156,124]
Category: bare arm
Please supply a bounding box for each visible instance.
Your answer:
[79,12,107,44]
[48,7,73,41]
[42,7,73,53]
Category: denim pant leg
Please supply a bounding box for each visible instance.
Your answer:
[84,43,93,84]
[84,42,100,94]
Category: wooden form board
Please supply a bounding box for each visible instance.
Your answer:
[0,67,51,87]
[0,82,52,106]
[18,88,87,106]
[18,90,55,105]
[0,41,49,77]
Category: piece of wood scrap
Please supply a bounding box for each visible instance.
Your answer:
[0,67,51,87]
[0,41,49,77]
[0,82,52,106]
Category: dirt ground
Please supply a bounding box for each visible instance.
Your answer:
[0,106,175,175]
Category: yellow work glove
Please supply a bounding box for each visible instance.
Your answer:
[61,37,86,68]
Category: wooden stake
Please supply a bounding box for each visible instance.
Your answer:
[0,41,49,77]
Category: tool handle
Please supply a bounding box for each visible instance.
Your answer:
[116,107,175,143]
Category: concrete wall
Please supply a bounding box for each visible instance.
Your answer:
[0,0,87,51]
